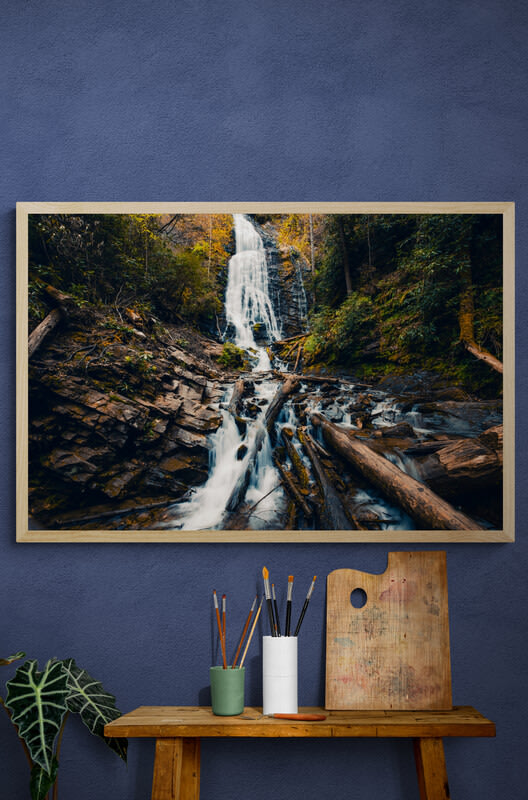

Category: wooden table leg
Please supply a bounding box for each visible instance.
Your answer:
[151,737,201,800]
[413,738,450,800]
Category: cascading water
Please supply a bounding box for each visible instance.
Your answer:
[224,214,281,371]
[155,215,494,533]
[161,214,285,530]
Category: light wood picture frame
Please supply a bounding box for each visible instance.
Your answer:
[17,202,514,542]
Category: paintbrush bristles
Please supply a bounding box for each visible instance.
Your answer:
[262,566,271,598]
[262,566,276,635]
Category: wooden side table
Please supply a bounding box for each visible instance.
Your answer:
[105,705,495,800]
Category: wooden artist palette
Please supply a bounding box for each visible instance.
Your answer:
[325,552,452,710]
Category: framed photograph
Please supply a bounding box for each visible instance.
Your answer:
[16,203,514,542]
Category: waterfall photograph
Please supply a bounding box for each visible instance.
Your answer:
[20,204,512,541]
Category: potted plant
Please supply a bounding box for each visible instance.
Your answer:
[1,651,127,800]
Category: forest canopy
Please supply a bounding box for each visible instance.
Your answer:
[28,211,503,392]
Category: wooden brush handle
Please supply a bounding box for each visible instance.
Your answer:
[272,713,327,721]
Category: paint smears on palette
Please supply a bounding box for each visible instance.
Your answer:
[325,551,452,710]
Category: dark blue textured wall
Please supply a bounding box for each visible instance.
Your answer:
[2,1,527,797]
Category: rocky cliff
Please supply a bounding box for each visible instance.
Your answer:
[28,306,234,529]
[250,217,310,338]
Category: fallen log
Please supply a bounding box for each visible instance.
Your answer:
[463,340,503,374]
[403,440,451,457]
[28,284,80,359]
[311,413,484,531]
[293,340,303,373]
[43,284,79,311]
[281,427,310,489]
[28,308,63,359]
[273,454,313,519]
[278,372,372,389]
[285,500,297,530]
[226,376,299,513]
[52,499,175,528]
[271,333,308,347]
[415,425,503,498]
[298,427,353,530]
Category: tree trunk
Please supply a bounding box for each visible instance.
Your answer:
[309,214,315,275]
[29,284,80,359]
[273,454,313,519]
[298,427,353,530]
[459,262,503,373]
[225,376,299,513]
[293,341,303,373]
[463,340,503,373]
[281,427,310,488]
[43,284,78,310]
[28,308,63,359]
[310,413,484,531]
[414,425,503,498]
[337,216,353,296]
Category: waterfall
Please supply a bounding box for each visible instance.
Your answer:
[224,214,281,371]
[160,214,286,530]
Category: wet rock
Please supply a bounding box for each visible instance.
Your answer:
[169,345,221,379]
[244,402,260,418]
[413,401,502,436]
[250,218,309,338]
[234,416,247,435]
[381,422,416,438]
[158,455,208,486]
[102,467,143,498]
[44,446,109,483]
[28,308,237,527]
[166,424,211,450]
[176,400,222,432]
[237,444,248,460]
[137,467,190,495]
[323,403,344,423]
[176,383,203,403]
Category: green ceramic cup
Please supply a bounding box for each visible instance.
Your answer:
[210,666,245,716]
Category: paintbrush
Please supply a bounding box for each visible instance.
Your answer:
[285,575,294,636]
[222,593,226,648]
[293,576,317,637]
[213,590,227,669]
[272,583,281,636]
[262,566,277,636]
[239,598,263,668]
[232,595,257,668]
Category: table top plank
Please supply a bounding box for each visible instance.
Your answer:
[104,706,495,739]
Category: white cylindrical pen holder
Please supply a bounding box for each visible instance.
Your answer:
[262,636,298,715]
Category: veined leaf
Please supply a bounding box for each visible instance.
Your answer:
[0,651,26,666]
[30,757,59,800]
[62,658,127,762]
[5,659,69,773]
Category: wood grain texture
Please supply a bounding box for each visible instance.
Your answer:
[326,552,452,710]
[151,738,200,800]
[414,738,451,800]
[104,705,494,739]
[16,201,514,542]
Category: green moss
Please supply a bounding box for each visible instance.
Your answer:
[216,342,249,370]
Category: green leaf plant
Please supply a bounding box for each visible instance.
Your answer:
[1,652,127,800]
